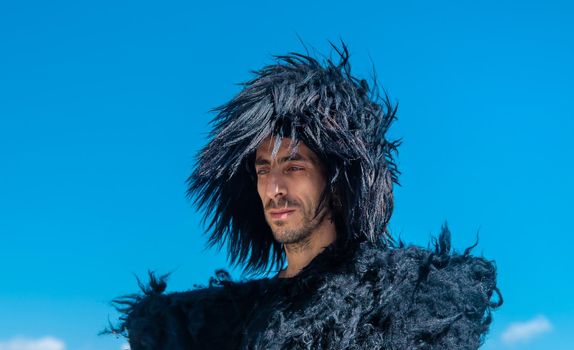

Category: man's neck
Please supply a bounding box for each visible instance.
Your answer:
[278,218,337,278]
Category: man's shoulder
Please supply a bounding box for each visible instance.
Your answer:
[113,271,268,349]
[351,229,500,313]
[345,228,502,348]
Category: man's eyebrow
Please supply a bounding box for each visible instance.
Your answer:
[254,153,311,166]
[254,157,270,166]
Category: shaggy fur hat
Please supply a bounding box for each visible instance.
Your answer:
[187,44,400,274]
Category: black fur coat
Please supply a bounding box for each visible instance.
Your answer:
[115,229,501,349]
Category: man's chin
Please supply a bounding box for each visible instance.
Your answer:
[271,226,314,244]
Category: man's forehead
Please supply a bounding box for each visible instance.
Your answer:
[255,137,318,162]
[256,137,300,156]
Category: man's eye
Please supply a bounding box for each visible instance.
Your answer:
[287,166,303,172]
[256,169,269,175]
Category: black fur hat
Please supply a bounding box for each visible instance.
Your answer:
[187,44,400,274]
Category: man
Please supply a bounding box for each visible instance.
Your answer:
[113,45,501,349]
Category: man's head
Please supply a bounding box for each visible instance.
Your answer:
[255,137,332,245]
[188,44,399,274]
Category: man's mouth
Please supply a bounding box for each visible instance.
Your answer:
[268,209,296,220]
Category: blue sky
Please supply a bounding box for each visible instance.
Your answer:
[0,0,572,349]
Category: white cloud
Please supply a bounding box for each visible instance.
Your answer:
[501,315,552,345]
[120,344,130,350]
[0,337,65,350]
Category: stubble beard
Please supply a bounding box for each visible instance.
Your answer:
[268,206,328,245]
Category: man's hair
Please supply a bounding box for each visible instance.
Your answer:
[187,44,400,274]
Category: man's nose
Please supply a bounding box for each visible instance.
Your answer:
[265,172,287,202]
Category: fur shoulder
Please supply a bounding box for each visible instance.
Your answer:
[357,225,502,349]
[111,271,264,350]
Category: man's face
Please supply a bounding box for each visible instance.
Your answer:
[255,137,330,244]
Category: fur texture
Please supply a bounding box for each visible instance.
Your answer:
[187,44,400,274]
[113,226,502,349]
